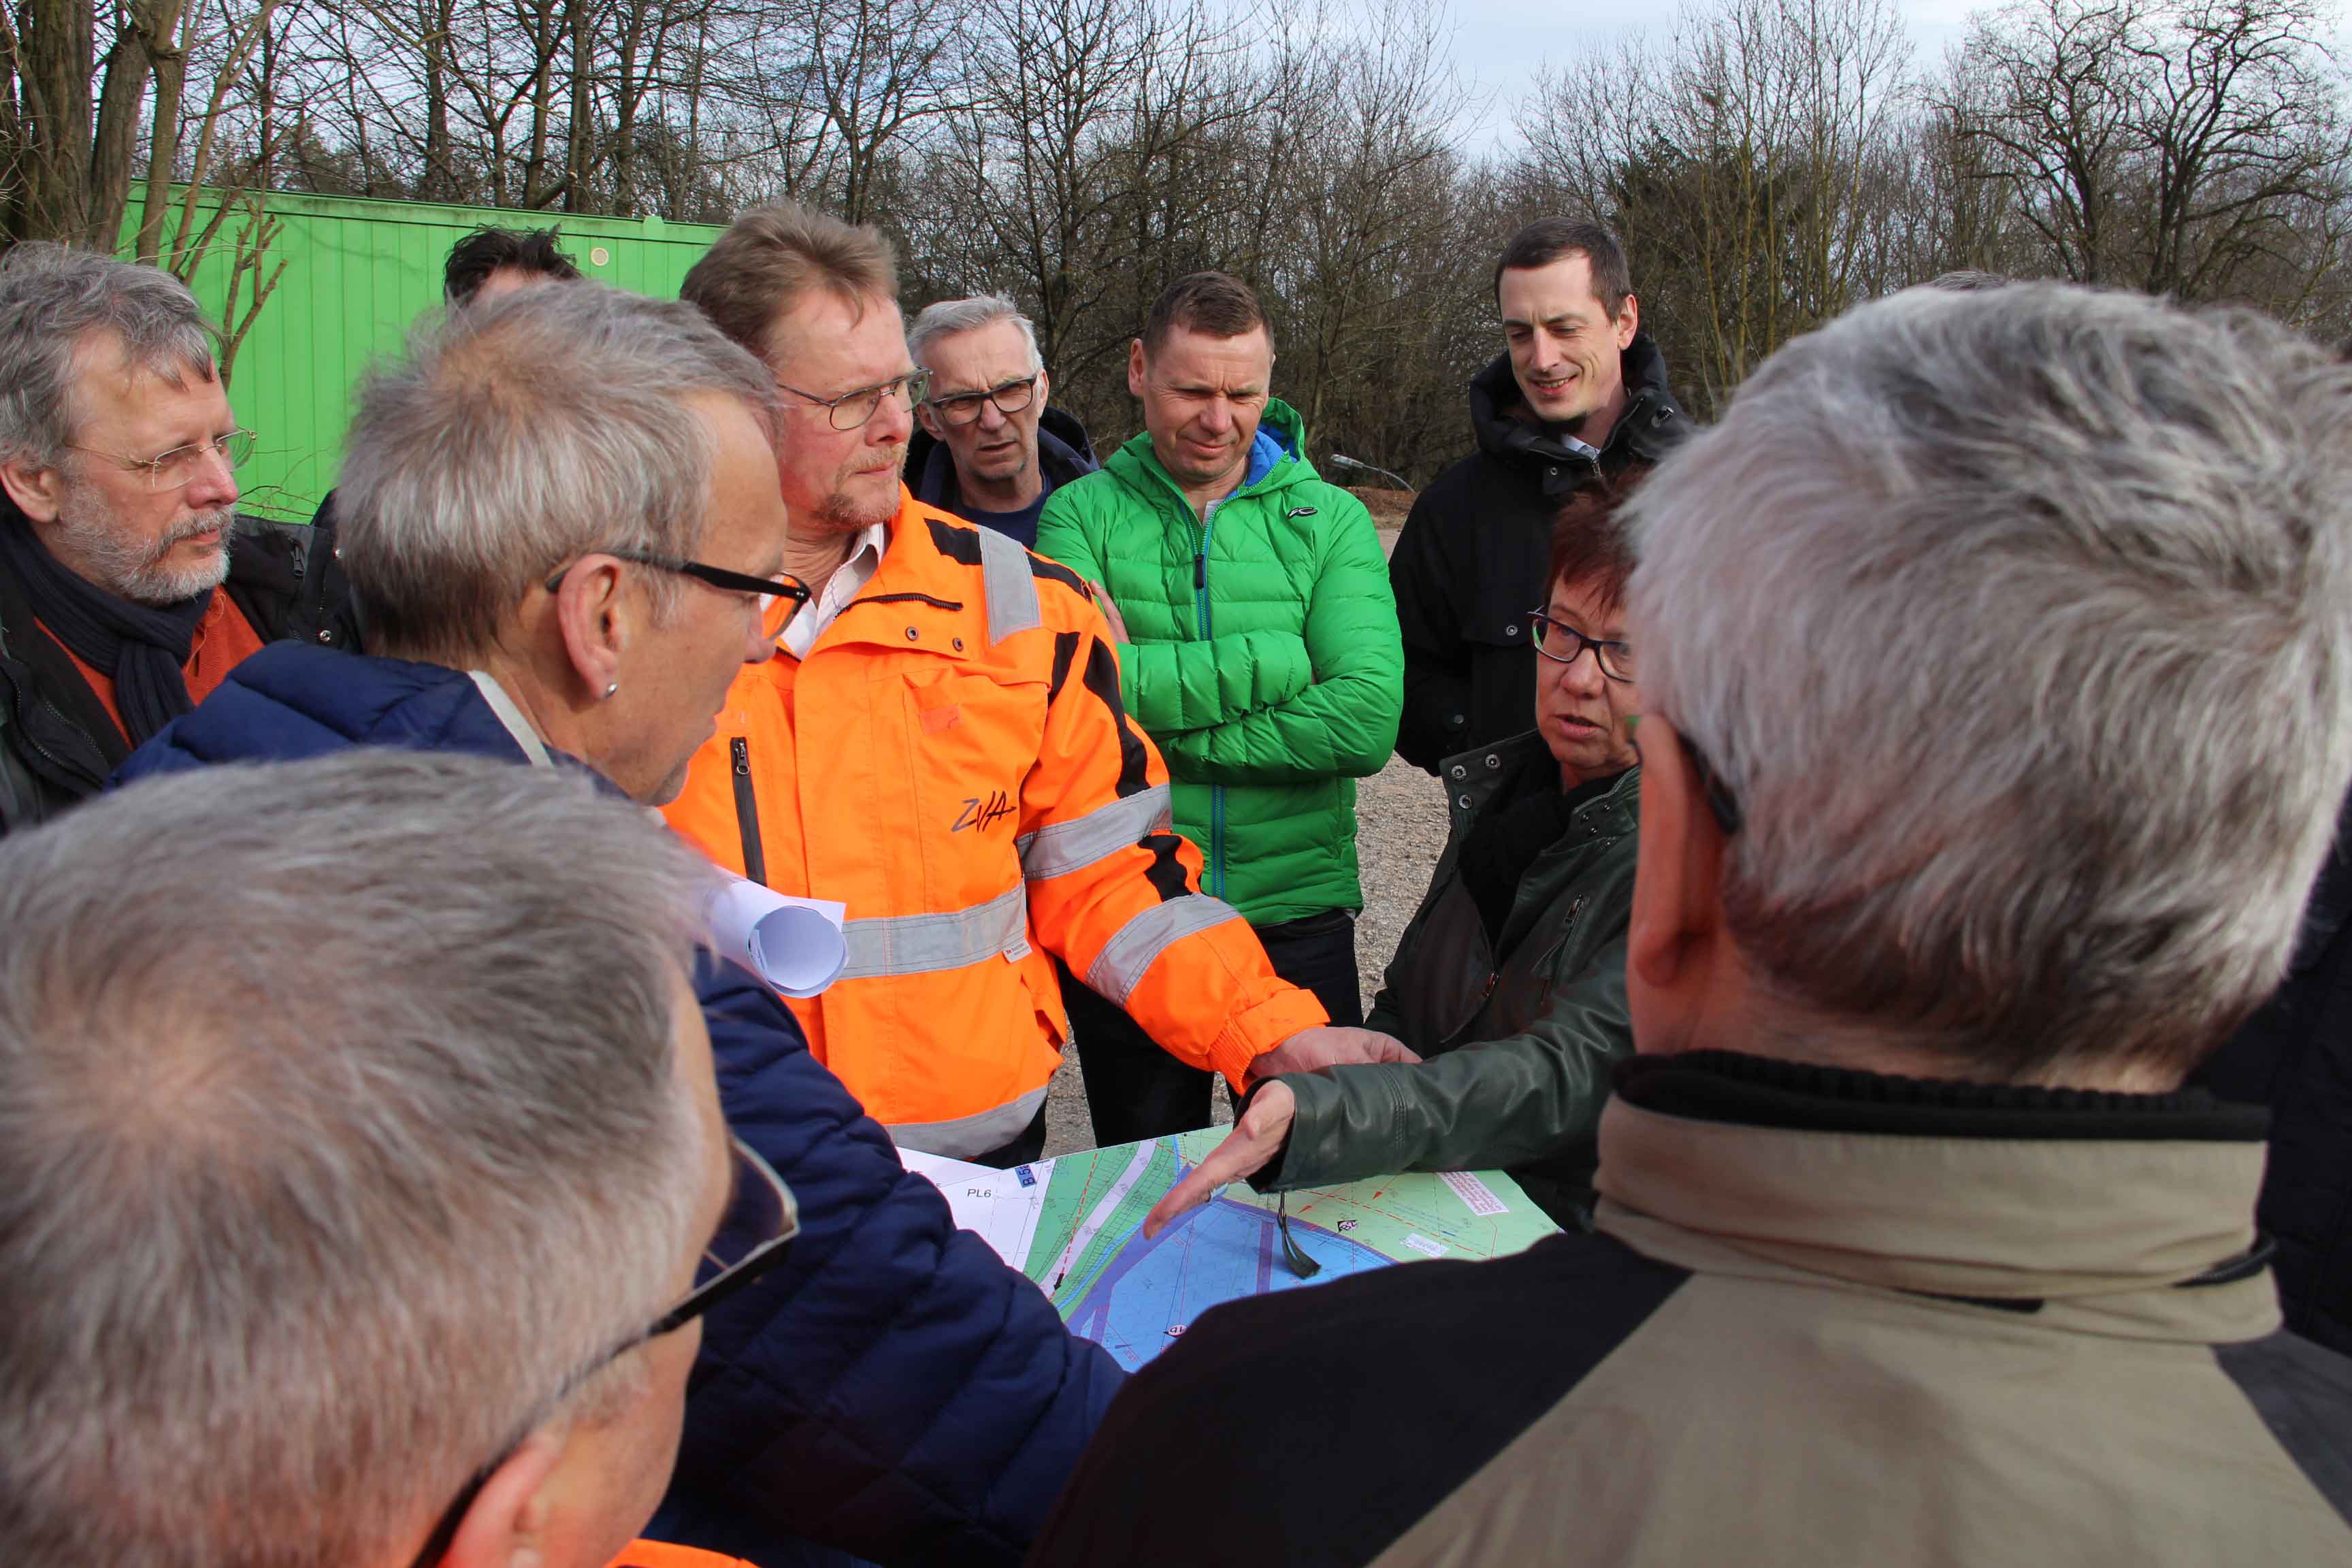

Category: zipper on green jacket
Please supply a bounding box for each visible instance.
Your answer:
[1196,497,1226,898]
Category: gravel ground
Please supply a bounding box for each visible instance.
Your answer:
[1043,527,1450,1157]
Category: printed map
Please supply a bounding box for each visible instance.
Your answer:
[1004,1130,1559,1370]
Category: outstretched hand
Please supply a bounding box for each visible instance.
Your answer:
[1145,1081,1297,1238]
[1247,1025,1418,1083]
[1140,1028,1418,1239]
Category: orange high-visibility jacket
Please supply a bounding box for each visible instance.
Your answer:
[608,1541,758,1568]
[664,491,1327,1157]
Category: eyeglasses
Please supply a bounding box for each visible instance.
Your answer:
[403,1135,798,1568]
[65,428,255,492]
[546,550,812,640]
[1679,729,1743,836]
[777,369,932,431]
[1528,610,1637,682]
[926,374,1041,427]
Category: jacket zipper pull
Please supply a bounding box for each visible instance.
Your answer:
[1194,553,1207,590]
[730,736,769,888]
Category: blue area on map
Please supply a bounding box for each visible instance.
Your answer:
[1064,1192,1394,1370]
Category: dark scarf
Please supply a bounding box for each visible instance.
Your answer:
[0,508,216,746]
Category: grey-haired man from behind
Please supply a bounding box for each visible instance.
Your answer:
[0,750,774,1568]
[1029,286,2352,1568]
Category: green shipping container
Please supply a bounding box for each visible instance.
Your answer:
[123,189,724,521]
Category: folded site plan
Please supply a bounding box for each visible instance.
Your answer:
[904,1131,1561,1370]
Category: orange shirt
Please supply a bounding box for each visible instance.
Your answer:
[41,587,266,741]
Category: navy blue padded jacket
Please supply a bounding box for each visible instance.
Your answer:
[113,641,1126,1567]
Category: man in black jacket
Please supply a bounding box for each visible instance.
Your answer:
[0,245,355,837]
[1390,219,1690,772]
[904,293,1098,550]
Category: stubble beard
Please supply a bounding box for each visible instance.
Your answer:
[54,483,235,605]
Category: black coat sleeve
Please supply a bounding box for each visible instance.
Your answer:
[1390,484,1470,774]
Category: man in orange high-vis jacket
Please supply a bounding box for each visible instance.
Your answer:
[665,202,1415,1164]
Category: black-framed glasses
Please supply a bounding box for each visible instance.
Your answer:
[65,427,255,491]
[926,374,1041,427]
[404,1135,798,1568]
[546,550,811,640]
[1528,610,1637,682]
[1678,730,1743,836]
[777,369,932,431]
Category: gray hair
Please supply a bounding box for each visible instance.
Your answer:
[0,244,219,471]
[338,283,780,662]
[907,293,1043,374]
[1628,284,2352,1081]
[0,751,717,1567]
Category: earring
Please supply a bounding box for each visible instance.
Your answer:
[604,681,620,700]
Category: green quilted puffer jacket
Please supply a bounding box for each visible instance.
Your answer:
[1036,400,1402,924]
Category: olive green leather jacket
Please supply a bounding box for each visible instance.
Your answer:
[1255,732,1639,1222]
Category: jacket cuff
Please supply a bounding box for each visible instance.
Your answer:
[1207,984,1328,1085]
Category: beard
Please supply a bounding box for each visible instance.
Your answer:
[802,446,906,536]
[53,485,235,605]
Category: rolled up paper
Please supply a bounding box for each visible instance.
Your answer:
[708,875,848,998]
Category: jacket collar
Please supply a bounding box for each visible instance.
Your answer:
[1106,397,1312,514]
[133,640,538,766]
[1469,335,1687,474]
[906,404,1100,514]
[1439,728,1638,836]
[1594,1049,2278,1341]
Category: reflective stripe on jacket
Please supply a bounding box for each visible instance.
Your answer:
[664,490,1326,1156]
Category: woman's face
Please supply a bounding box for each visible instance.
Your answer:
[1532,571,1640,788]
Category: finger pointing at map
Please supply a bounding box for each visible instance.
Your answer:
[1145,1082,1298,1237]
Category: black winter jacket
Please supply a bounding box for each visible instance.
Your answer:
[906,404,1099,539]
[2193,791,2352,1354]
[1389,339,1690,772]
[0,501,358,836]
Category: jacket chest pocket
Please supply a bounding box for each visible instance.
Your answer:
[897,669,1049,906]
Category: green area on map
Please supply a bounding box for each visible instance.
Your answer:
[1018,1128,1560,1369]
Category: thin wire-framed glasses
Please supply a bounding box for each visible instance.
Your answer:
[926,374,1041,427]
[546,550,812,640]
[1527,610,1637,683]
[777,369,933,431]
[403,1136,798,1568]
[65,428,255,492]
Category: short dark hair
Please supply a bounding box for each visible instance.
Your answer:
[444,227,584,304]
[1494,218,1632,321]
[1548,464,1650,610]
[1141,271,1271,358]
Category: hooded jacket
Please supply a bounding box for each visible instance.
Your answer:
[1256,733,1637,1220]
[1034,399,1402,924]
[908,404,1099,548]
[1030,1051,2352,1568]
[1388,338,1690,772]
[0,497,357,836]
[111,642,1125,1568]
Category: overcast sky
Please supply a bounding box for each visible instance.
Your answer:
[1437,0,1991,153]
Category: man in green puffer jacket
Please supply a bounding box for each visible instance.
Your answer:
[1037,272,1405,1143]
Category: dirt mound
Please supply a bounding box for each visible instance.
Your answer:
[1348,485,1416,529]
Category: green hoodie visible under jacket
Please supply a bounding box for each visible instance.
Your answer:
[1036,400,1402,925]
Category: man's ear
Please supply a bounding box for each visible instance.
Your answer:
[550,556,629,700]
[434,1426,569,1568]
[1614,293,1641,350]
[0,455,67,523]
[1034,366,1051,407]
[1627,716,1727,1052]
[1126,339,1147,399]
[913,396,943,441]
